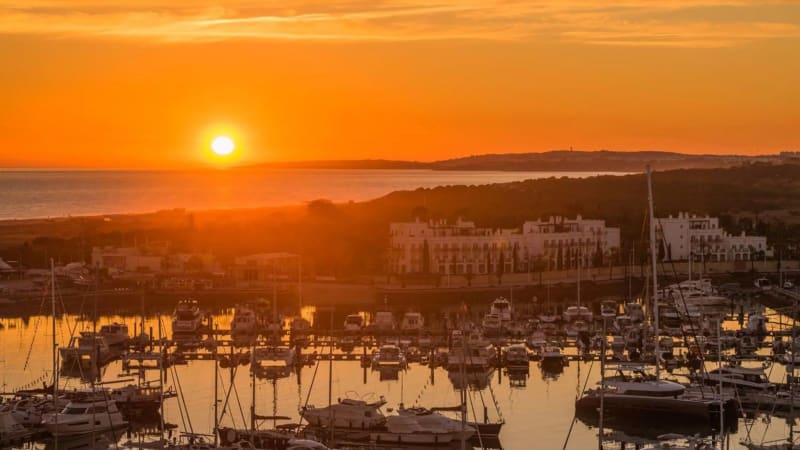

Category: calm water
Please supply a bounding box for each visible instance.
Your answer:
[0,169,626,220]
[0,306,794,450]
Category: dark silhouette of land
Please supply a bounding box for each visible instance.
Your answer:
[2,163,800,277]
[246,150,793,172]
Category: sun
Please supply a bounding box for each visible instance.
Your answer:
[211,136,235,156]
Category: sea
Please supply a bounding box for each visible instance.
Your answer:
[0,169,628,220]
[0,304,793,450]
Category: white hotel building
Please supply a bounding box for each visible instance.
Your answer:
[656,212,768,262]
[389,216,621,275]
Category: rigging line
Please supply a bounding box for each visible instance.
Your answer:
[168,365,189,433]
[739,387,757,442]
[217,365,237,428]
[230,365,248,429]
[482,379,501,422]
[758,394,781,445]
[173,363,195,434]
[562,358,595,450]
[297,360,322,430]
[22,285,48,370]
[467,388,485,450]
[60,282,88,353]
[99,385,121,450]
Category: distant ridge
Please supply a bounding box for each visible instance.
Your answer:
[247,150,788,172]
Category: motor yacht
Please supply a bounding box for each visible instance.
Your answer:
[231,304,258,345]
[172,299,203,334]
[370,414,472,445]
[252,346,296,378]
[1,395,64,427]
[371,344,407,369]
[99,323,129,347]
[563,306,592,322]
[504,343,529,366]
[703,365,775,391]
[540,343,565,370]
[398,406,502,438]
[59,332,114,368]
[0,412,34,446]
[41,391,127,437]
[343,314,365,332]
[447,331,496,370]
[526,330,547,351]
[481,313,503,337]
[490,297,513,322]
[301,397,386,429]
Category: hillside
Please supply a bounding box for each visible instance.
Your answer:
[429,150,770,172]
[3,163,800,275]
[247,150,788,172]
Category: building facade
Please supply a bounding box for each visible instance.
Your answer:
[232,252,301,288]
[388,216,621,275]
[91,246,164,272]
[91,245,218,274]
[656,212,768,262]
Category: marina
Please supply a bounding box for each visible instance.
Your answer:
[2,273,800,449]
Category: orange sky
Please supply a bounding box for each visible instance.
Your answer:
[1,1,799,168]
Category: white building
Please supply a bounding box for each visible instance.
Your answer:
[656,212,768,262]
[389,216,621,275]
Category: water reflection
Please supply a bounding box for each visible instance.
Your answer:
[447,368,494,391]
[1,310,799,450]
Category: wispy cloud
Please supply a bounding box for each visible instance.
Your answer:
[1,1,799,47]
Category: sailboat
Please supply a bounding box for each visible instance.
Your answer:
[575,166,737,427]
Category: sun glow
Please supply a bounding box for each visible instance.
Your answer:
[211,136,235,156]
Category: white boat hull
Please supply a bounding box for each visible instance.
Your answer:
[42,412,127,437]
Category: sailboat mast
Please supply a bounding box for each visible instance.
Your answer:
[577,247,581,308]
[50,258,59,450]
[717,319,724,444]
[298,256,303,312]
[646,165,661,381]
[251,342,257,434]
[328,309,334,444]
[790,299,796,445]
[460,313,467,450]
[598,318,605,450]
[213,322,219,446]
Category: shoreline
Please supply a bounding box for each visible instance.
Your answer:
[0,168,627,223]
